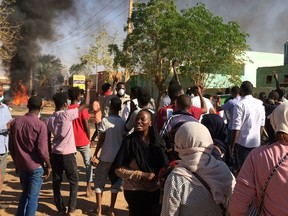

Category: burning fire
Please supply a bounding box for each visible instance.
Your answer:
[12,80,28,106]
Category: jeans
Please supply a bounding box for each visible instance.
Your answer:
[236,144,255,170]
[77,146,93,182]
[51,153,79,213]
[16,167,44,216]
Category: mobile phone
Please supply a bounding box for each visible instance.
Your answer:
[166,108,173,119]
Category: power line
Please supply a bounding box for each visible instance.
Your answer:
[54,0,117,44]
[49,0,127,46]
[48,7,128,49]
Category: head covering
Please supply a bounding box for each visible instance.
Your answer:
[173,122,235,205]
[201,114,227,141]
[269,101,288,134]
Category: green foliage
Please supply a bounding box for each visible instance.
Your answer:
[69,63,87,75]
[34,54,63,87]
[110,0,249,105]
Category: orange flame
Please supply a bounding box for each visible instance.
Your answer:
[12,80,28,106]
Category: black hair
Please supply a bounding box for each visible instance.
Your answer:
[189,86,199,95]
[27,96,42,110]
[53,92,68,109]
[176,94,191,110]
[231,86,240,95]
[68,86,81,101]
[240,81,253,96]
[276,89,285,99]
[116,82,125,89]
[258,92,267,102]
[204,94,212,100]
[110,96,122,113]
[101,83,111,92]
[137,87,151,107]
[168,84,183,101]
[268,90,279,101]
[225,87,231,94]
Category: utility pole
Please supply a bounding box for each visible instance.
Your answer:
[124,0,133,82]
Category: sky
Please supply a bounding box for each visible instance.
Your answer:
[41,0,288,69]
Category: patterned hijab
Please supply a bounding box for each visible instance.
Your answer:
[173,122,235,205]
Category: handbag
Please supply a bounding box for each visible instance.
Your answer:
[248,152,288,216]
[192,172,226,216]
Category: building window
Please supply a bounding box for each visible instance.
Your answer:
[284,75,288,82]
[266,75,272,84]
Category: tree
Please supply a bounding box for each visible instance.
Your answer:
[0,0,20,61]
[69,62,88,76]
[81,30,116,75]
[109,0,249,108]
[34,54,63,88]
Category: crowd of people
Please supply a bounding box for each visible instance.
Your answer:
[0,70,288,216]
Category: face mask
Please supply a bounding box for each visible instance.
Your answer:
[117,89,125,96]
[0,95,4,102]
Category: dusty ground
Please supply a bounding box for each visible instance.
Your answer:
[0,104,129,216]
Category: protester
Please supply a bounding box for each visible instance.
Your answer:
[112,109,168,216]
[91,97,125,216]
[103,82,130,118]
[46,81,92,216]
[67,86,94,198]
[201,114,233,167]
[91,92,102,145]
[231,81,265,171]
[0,83,12,194]
[161,122,235,216]
[229,101,288,215]
[9,96,52,216]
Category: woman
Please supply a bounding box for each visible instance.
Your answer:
[113,109,168,216]
[161,122,235,216]
[201,114,232,167]
[229,101,288,215]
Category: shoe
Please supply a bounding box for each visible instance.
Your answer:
[67,209,82,215]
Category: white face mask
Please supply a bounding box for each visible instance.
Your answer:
[117,89,125,96]
[0,95,4,102]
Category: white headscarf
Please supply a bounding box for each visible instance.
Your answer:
[173,121,235,205]
[269,101,288,134]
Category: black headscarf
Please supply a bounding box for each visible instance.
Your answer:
[109,109,168,183]
[201,114,232,166]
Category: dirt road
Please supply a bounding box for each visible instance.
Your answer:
[0,105,129,216]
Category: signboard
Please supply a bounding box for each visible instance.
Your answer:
[73,75,85,90]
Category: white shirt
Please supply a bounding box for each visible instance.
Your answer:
[0,103,12,154]
[191,96,214,115]
[98,115,125,162]
[221,96,241,129]
[231,95,265,148]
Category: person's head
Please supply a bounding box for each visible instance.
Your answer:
[269,101,288,142]
[80,89,85,96]
[174,121,214,158]
[258,92,267,103]
[168,84,184,102]
[230,86,240,98]
[116,82,126,97]
[176,94,192,111]
[135,109,158,144]
[225,87,231,95]
[137,87,151,108]
[276,89,285,100]
[204,94,213,102]
[0,83,4,101]
[268,90,279,104]
[240,81,253,96]
[201,114,227,141]
[68,86,81,102]
[31,89,37,96]
[110,96,122,115]
[27,96,42,111]
[101,83,111,93]
[53,92,68,110]
[189,86,200,96]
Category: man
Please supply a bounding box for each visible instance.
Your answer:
[9,96,52,216]
[46,82,92,216]
[216,86,241,145]
[0,83,12,194]
[67,87,94,197]
[231,81,265,170]
[103,82,130,119]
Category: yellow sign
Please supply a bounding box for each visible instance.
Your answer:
[73,75,86,90]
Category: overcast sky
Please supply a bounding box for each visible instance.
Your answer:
[41,0,288,68]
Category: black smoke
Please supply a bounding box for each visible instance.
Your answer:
[7,0,75,90]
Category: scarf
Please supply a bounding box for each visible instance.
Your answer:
[173,122,235,205]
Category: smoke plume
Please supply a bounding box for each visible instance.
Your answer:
[7,0,75,90]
